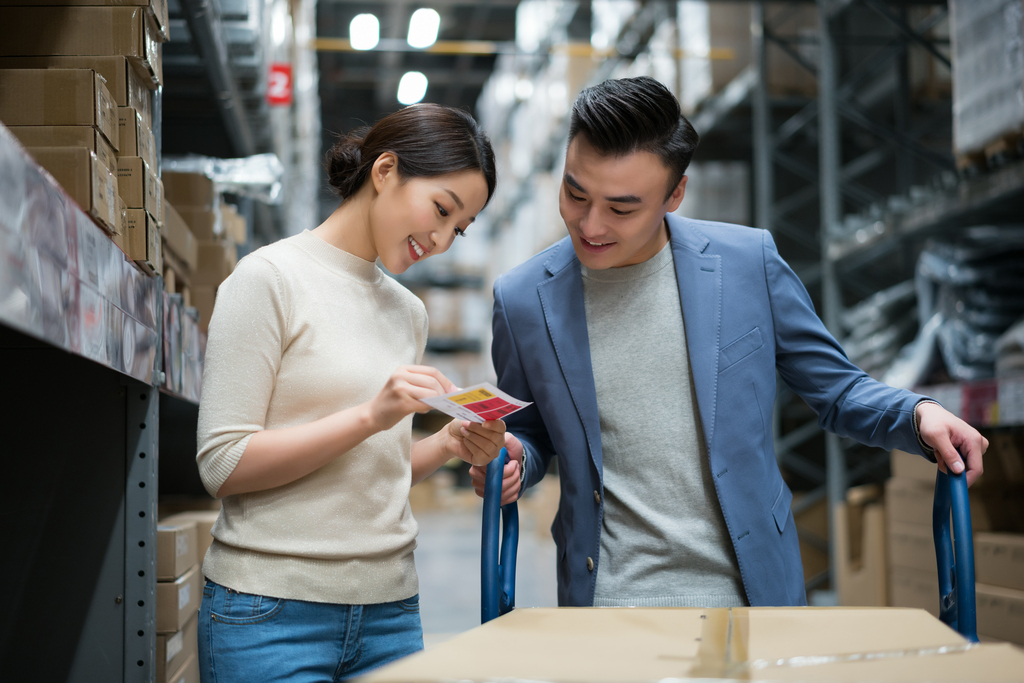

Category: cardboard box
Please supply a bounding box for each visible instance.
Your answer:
[156,612,197,683]
[162,201,198,272]
[0,7,163,86]
[117,156,160,217]
[0,0,170,42]
[191,285,216,333]
[167,652,199,683]
[8,125,117,176]
[220,203,247,244]
[156,564,200,634]
[0,69,118,150]
[125,208,161,274]
[885,477,935,525]
[888,521,936,573]
[0,55,152,124]
[890,449,936,483]
[835,486,887,606]
[889,565,939,617]
[176,207,219,241]
[362,606,1024,682]
[114,195,128,250]
[976,583,1024,646]
[118,107,156,169]
[976,532,1024,591]
[157,520,197,581]
[27,147,118,233]
[160,510,218,564]
[193,240,236,287]
[163,172,217,211]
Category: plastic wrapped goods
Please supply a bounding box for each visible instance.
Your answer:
[949,0,1024,155]
[910,226,1024,381]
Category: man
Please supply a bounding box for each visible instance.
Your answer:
[475,76,986,607]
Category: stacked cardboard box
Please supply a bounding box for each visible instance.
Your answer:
[835,484,887,606]
[975,532,1024,645]
[162,200,198,304]
[0,68,121,236]
[887,445,1024,641]
[156,518,200,683]
[0,1,166,271]
[164,172,246,332]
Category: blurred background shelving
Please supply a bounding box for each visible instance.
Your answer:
[2,0,1024,679]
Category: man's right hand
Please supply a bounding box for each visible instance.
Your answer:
[470,432,524,505]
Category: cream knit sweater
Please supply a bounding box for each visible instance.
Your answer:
[196,229,428,605]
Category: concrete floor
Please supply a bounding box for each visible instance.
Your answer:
[412,479,559,645]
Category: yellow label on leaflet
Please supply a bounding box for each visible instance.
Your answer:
[450,388,495,405]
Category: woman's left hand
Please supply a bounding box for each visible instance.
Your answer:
[444,419,506,467]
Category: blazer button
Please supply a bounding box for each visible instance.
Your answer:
[587,557,594,571]
[593,490,601,504]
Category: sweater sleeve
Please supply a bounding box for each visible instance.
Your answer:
[196,255,288,497]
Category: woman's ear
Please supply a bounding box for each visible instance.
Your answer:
[370,152,398,194]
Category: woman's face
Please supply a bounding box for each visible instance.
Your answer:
[370,167,489,274]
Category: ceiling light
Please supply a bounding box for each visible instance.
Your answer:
[407,8,440,49]
[398,71,428,104]
[350,13,379,50]
[514,78,534,101]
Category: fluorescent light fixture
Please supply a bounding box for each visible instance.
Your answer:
[407,8,440,49]
[514,77,534,101]
[398,71,428,104]
[350,13,379,50]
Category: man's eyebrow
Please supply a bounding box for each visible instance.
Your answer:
[444,189,464,210]
[564,173,641,204]
[564,174,586,194]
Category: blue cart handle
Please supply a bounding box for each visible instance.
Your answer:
[932,460,978,642]
[481,447,518,624]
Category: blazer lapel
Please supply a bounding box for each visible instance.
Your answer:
[668,215,722,448]
[537,241,604,477]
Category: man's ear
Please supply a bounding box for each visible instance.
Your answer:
[370,152,399,194]
[666,175,688,214]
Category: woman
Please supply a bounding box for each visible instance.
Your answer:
[195,104,505,681]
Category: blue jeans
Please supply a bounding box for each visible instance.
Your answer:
[198,580,423,682]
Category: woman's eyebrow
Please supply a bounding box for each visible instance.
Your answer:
[444,189,464,210]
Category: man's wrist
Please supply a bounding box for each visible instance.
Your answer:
[914,399,940,458]
[518,450,528,494]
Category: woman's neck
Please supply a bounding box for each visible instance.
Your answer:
[313,183,377,262]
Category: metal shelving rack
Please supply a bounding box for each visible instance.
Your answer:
[0,119,193,681]
[483,0,1023,601]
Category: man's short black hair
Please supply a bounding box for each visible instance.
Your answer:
[568,76,700,201]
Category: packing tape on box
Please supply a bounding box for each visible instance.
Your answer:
[690,608,979,679]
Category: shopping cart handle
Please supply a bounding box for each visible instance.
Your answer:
[933,462,978,642]
[481,447,518,624]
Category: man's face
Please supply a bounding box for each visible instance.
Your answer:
[559,135,687,270]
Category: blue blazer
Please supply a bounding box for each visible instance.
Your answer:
[491,214,930,607]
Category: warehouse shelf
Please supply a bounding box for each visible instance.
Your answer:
[919,375,1024,429]
[0,123,162,385]
[690,64,757,135]
[828,159,1024,266]
[395,271,485,291]
[426,337,484,354]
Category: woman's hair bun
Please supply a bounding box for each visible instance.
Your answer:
[323,105,496,206]
[325,127,369,199]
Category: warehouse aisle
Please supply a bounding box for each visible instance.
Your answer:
[413,476,559,644]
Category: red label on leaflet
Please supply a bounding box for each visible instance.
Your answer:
[267,63,293,106]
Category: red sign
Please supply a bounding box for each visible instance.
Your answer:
[267,63,293,106]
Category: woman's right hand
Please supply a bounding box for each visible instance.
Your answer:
[368,365,456,431]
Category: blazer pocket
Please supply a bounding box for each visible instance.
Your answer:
[720,327,763,372]
[771,481,794,534]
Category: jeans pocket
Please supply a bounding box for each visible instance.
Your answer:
[210,588,285,625]
[397,594,420,613]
